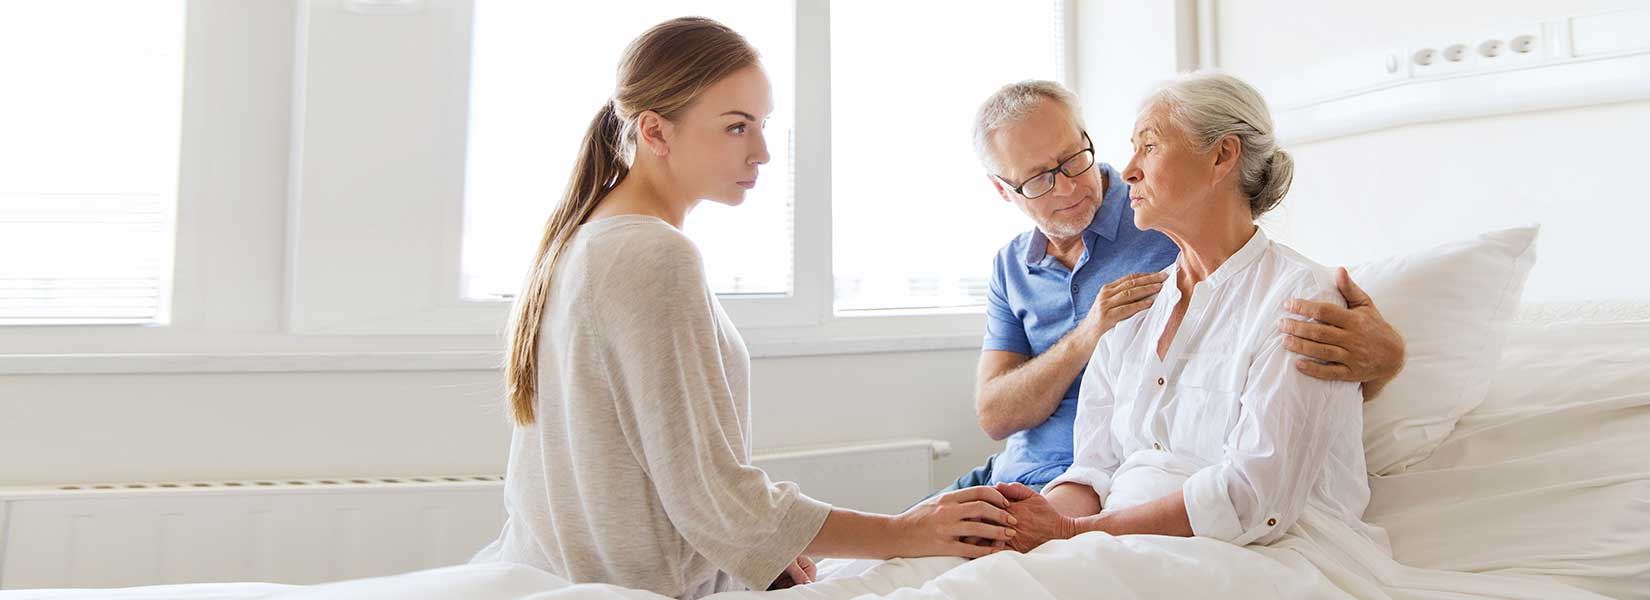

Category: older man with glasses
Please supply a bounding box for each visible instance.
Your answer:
[931,80,1409,498]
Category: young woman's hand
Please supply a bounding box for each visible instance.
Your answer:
[767,556,816,590]
[891,486,1019,558]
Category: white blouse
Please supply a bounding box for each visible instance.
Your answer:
[1047,228,1383,547]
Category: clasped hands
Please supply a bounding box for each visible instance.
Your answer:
[768,483,1081,590]
[957,482,1080,554]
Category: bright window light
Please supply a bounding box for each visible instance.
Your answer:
[461,2,795,300]
[830,0,1064,312]
[0,1,185,325]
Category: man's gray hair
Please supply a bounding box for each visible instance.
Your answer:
[1142,71,1293,218]
[972,80,1086,174]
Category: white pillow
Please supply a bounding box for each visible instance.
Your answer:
[1349,225,1538,475]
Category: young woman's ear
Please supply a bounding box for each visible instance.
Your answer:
[634,110,674,158]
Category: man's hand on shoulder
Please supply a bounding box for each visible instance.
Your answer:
[1081,272,1168,343]
[1279,267,1406,400]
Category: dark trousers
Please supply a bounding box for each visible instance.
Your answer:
[913,453,1045,508]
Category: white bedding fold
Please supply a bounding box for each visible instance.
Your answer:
[1365,322,1650,600]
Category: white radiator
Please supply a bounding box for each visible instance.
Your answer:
[0,438,949,590]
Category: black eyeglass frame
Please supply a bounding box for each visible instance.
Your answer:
[993,131,1097,200]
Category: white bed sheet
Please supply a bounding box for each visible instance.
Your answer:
[0,563,573,600]
[0,582,295,600]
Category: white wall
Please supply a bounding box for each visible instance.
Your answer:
[1217,0,1648,302]
[1073,0,1196,167]
[1074,0,1645,300]
[0,1,1000,492]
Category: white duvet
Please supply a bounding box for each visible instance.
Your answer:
[16,527,1586,600]
[39,514,1598,600]
[535,512,1605,600]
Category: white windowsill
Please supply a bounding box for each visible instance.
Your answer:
[0,311,987,375]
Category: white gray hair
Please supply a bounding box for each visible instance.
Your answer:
[972,80,1086,174]
[1142,71,1293,218]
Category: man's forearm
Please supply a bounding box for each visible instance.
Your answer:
[978,326,1101,439]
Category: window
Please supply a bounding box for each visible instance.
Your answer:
[290,0,1070,343]
[0,1,185,325]
[830,0,1065,312]
[460,1,796,301]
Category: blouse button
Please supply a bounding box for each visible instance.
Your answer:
[1267,518,1278,527]
[1153,442,1162,450]
[1157,377,1166,386]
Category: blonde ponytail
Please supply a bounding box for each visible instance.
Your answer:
[503,101,628,426]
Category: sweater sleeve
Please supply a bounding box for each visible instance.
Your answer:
[593,225,831,591]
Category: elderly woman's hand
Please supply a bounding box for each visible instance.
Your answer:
[993,483,1078,553]
[1279,267,1406,400]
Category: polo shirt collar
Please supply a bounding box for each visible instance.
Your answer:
[1022,163,1126,267]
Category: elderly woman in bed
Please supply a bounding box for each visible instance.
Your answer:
[996,72,1387,551]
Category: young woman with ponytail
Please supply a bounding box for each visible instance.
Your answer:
[470,17,1017,599]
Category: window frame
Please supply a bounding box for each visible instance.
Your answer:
[3,0,1083,373]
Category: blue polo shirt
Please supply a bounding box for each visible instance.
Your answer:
[982,163,1180,486]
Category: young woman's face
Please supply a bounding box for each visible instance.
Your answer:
[666,64,774,206]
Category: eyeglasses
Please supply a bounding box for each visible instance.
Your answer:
[994,132,1097,200]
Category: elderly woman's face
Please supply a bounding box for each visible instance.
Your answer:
[1120,102,1218,234]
